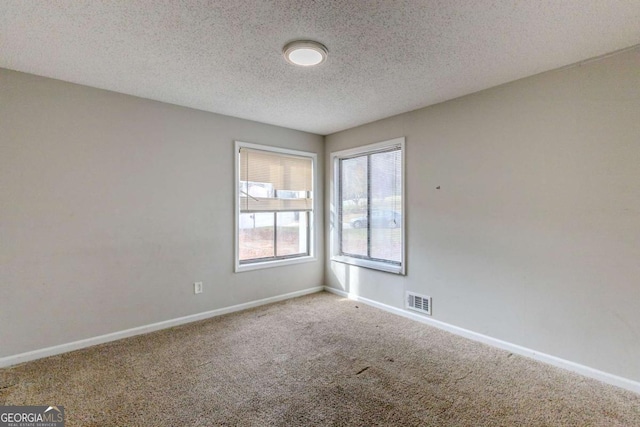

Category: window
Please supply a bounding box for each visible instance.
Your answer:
[331,137,405,274]
[235,141,315,271]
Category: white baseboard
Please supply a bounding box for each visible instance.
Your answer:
[0,286,324,368]
[324,286,640,395]
[4,285,638,395]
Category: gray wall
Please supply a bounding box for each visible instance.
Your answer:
[325,47,640,382]
[0,69,324,357]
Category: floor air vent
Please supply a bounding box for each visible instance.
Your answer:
[406,292,432,315]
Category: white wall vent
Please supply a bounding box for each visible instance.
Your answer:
[406,292,432,316]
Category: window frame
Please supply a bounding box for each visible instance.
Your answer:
[330,137,406,275]
[234,141,317,273]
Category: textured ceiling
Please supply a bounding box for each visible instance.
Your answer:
[1,1,639,135]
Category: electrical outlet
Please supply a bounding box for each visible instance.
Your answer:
[194,281,203,294]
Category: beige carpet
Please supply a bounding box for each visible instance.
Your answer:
[1,291,638,426]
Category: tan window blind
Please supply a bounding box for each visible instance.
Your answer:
[239,148,313,212]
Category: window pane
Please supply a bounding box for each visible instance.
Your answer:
[276,212,308,257]
[340,156,368,257]
[239,213,274,261]
[370,150,402,262]
[332,138,404,274]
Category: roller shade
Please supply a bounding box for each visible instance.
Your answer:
[239,147,313,212]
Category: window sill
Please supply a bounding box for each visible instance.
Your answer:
[235,255,316,273]
[331,255,404,275]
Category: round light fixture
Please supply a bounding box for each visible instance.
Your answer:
[283,40,328,67]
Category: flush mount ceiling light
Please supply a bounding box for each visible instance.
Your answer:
[283,40,328,67]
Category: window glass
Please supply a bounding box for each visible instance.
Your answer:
[370,149,402,262]
[332,138,404,274]
[340,156,368,257]
[239,212,275,261]
[276,211,308,257]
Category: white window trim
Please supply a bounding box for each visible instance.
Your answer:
[330,137,406,275]
[234,141,317,273]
